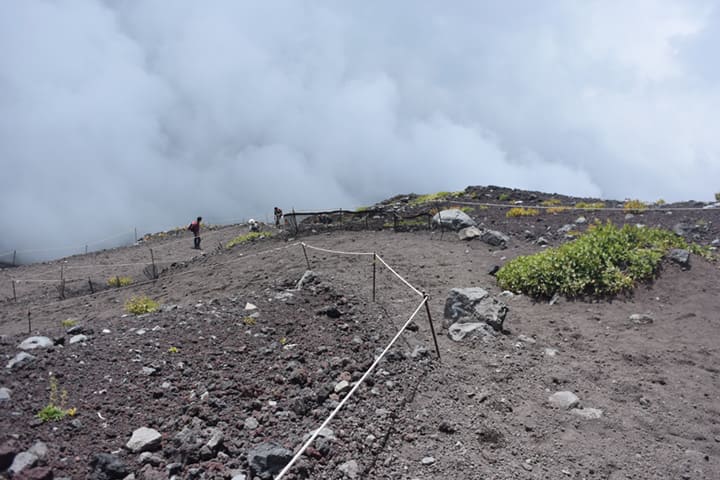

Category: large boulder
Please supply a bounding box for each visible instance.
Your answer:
[458,226,482,241]
[480,229,510,248]
[126,427,162,453]
[432,210,476,231]
[18,336,53,350]
[444,287,508,332]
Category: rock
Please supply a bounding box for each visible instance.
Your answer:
[711,238,719,247]
[247,442,293,480]
[0,438,20,471]
[557,224,574,234]
[673,223,696,236]
[69,334,88,345]
[338,460,360,479]
[296,270,317,289]
[334,380,351,394]
[432,209,476,231]
[6,352,36,370]
[575,216,587,224]
[244,417,259,430]
[28,442,48,459]
[487,265,500,276]
[0,387,10,403]
[480,229,510,248]
[126,427,162,453]
[517,334,536,344]
[138,452,164,466]
[141,367,157,376]
[90,453,130,479]
[544,348,559,357]
[443,287,508,331]
[421,456,436,465]
[448,322,494,341]
[9,452,38,476]
[318,306,342,318]
[18,336,54,350]
[570,408,603,419]
[629,313,654,325]
[458,226,482,241]
[244,302,258,310]
[66,325,92,335]
[668,249,690,268]
[536,237,549,246]
[548,391,580,409]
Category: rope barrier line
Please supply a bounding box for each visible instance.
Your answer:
[375,255,424,297]
[446,199,720,212]
[275,297,429,480]
[303,243,374,256]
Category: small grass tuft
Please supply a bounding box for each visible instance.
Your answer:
[409,191,461,206]
[36,376,75,422]
[61,318,77,328]
[125,296,159,315]
[541,198,562,206]
[575,201,605,210]
[507,207,539,218]
[547,206,570,214]
[107,276,133,287]
[226,231,272,249]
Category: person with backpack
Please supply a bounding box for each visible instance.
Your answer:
[188,216,202,249]
[274,207,283,227]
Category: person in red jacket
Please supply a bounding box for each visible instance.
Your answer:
[188,216,202,249]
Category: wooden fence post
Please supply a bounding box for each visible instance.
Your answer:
[12,250,16,266]
[12,280,17,302]
[88,278,94,294]
[301,243,311,270]
[150,248,157,279]
[59,264,65,299]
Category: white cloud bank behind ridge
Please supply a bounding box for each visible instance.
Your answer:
[1,0,719,260]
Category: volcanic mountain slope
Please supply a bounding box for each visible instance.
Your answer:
[1,187,719,479]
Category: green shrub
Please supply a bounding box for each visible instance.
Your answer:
[125,296,159,315]
[506,207,539,218]
[547,206,570,214]
[498,193,511,201]
[496,221,693,298]
[61,318,77,328]
[107,276,133,287]
[541,198,562,206]
[715,192,720,202]
[226,231,272,249]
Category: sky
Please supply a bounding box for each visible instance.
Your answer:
[2,0,720,262]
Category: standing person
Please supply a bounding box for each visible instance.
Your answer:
[274,207,283,227]
[188,216,202,249]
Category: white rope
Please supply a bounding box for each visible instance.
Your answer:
[376,255,424,297]
[303,242,374,256]
[275,297,428,479]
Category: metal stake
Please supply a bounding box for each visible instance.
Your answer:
[372,253,377,302]
[423,294,441,361]
[301,243,311,269]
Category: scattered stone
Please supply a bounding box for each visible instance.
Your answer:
[69,334,88,345]
[432,209,476,231]
[28,442,47,459]
[410,345,429,359]
[480,229,510,248]
[438,421,456,434]
[18,466,53,480]
[544,348,559,357]
[421,456,436,465]
[334,380,351,394]
[18,336,54,350]
[668,249,690,268]
[90,453,130,479]
[536,237,549,246]
[338,460,360,479]
[247,442,293,480]
[487,265,500,276]
[575,216,587,224]
[6,352,36,370]
[548,391,580,409]
[245,302,258,310]
[9,451,39,476]
[318,306,342,318]
[244,417,259,430]
[296,270,317,289]
[448,322,494,341]
[570,408,603,419]
[126,427,162,453]
[517,334,536,344]
[458,226,482,241]
[141,367,157,376]
[629,313,654,325]
[0,387,10,403]
[549,293,561,305]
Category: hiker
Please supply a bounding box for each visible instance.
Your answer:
[188,216,202,249]
[249,218,260,232]
[274,207,283,227]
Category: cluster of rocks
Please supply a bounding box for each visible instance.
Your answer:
[432,209,510,248]
[442,287,509,341]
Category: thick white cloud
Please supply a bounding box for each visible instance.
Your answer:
[1,0,719,261]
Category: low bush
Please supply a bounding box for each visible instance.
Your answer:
[547,206,570,214]
[125,296,159,315]
[575,201,605,210]
[226,231,272,249]
[623,199,647,213]
[409,191,461,206]
[507,207,539,218]
[498,193,511,201]
[541,198,562,206]
[107,276,133,287]
[715,192,720,202]
[496,221,695,298]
